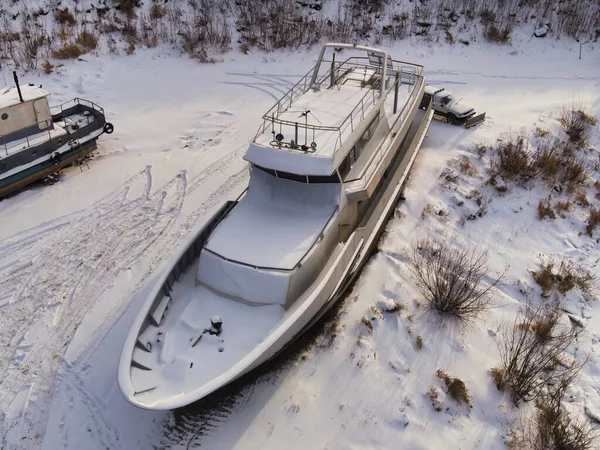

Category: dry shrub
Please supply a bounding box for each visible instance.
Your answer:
[532,138,589,191]
[490,130,535,183]
[416,336,423,350]
[150,4,166,20]
[508,379,598,450]
[555,200,572,215]
[75,30,98,51]
[51,42,83,59]
[126,41,136,55]
[427,386,443,412]
[408,237,503,324]
[57,26,73,42]
[586,207,600,237]
[436,369,471,404]
[360,316,373,333]
[445,29,455,44]
[537,198,556,221]
[117,0,140,19]
[494,300,582,405]
[559,103,597,146]
[575,191,590,207]
[458,155,477,176]
[41,60,54,74]
[54,8,76,26]
[534,126,550,138]
[533,257,595,296]
[484,24,512,43]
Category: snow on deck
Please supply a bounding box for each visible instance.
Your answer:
[254,69,380,157]
[0,85,50,109]
[130,270,285,404]
[204,167,340,270]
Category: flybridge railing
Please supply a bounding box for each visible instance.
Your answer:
[1,98,104,156]
[50,97,105,118]
[254,57,424,156]
[344,68,425,184]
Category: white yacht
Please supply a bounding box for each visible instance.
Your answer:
[119,43,434,410]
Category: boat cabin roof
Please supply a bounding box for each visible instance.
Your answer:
[0,85,50,109]
[246,43,423,177]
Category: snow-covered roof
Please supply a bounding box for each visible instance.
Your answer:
[0,85,50,109]
[205,168,339,270]
[424,85,445,96]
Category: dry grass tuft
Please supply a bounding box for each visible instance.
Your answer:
[360,316,374,333]
[537,198,556,221]
[490,130,535,183]
[150,4,167,20]
[559,102,597,146]
[533,257,595,296]
[75,30,98,51]
[586,207,600,237]
[54,8,76,26]
[436,369,471,404]
[416,336,423,350]
[41,60,54,74]
[51,42,84,59]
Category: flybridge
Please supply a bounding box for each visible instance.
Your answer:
[247,43,424,176]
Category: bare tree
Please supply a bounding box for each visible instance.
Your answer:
[408,237,503,324]
[494,299,583,406]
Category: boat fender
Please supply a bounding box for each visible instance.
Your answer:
[51,152,61,166]
[103,122,114,134]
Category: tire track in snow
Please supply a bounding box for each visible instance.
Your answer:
[0,169,186,450]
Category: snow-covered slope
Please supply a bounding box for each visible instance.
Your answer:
[0,28,598,450]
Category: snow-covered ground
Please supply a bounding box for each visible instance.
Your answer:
[0,27,599,449]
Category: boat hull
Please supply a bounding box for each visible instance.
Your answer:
[118,102,434,410]
[0,139,98,198]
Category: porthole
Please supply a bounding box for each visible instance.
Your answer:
[1,113,8,120]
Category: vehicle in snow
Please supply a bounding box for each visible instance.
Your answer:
[118,42,434,410]
[420,85,485,128]
[0,72,114,198]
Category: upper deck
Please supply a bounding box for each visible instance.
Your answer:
[246,43,424,176]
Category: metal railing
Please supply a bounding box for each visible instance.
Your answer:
[343,70,425,184]
[1,98,104,157]
[254,56,424,157]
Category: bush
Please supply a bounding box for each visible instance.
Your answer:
[41,60,54,74]
[490,131,535,183]
[54,8,76,26]
[51,42,83,59]
[75,30,98,51]
[532,138,589,192]
[533,257,595,296]
[494,300,581,405]
[484,24,512,43]
[408,237,503,324]
[537,198,556,221]
[436,369,471,404]
[150,4,166,20]
[586,207,600,237]
[559,103,597,145]
[508,380,598,450]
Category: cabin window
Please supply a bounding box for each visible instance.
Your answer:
[252,164,339,184]
[341,112,380,180]
[278,171,308,183]
[1,113,8,120]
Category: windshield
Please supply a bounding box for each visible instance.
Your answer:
[441,95,452,105]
